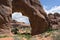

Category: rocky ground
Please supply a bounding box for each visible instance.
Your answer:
[0,28,60,40]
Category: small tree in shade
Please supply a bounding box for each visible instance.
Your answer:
[11,27,19,34]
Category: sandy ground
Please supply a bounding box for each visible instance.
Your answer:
[0,37,14,40]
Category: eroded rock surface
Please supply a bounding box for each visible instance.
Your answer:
[0,0,12,35]
[48,13,60,30]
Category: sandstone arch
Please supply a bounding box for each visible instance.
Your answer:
[0,0,48,35]
[12,0,48,35]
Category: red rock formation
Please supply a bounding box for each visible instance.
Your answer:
[0,0,12,35]
[12,0,48,35]
[11,20,31,34]
[48,13,60,30]
[0,0,48,35]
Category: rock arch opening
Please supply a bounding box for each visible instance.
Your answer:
[12,0,49,35]
[0,0,48,35]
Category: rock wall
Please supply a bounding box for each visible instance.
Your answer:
[0,0,12,35]
[48,13,60,30]
[12,0,48,35]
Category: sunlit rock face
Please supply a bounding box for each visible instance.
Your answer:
[12,0,48,35]
[48,13,60,30]
[0,0,12,35]
[11,20,31,34]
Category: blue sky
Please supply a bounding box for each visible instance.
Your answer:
[40,0,60,14]
[12,0,60,24]
[12,12,30,24]
[40,0,60,10]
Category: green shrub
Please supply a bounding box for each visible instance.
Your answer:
[0,35,8,38]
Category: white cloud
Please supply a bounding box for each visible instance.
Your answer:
[44,6,60,14]
[12,12,22,19]
[43,6,49,14]
[12,12,30,24]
